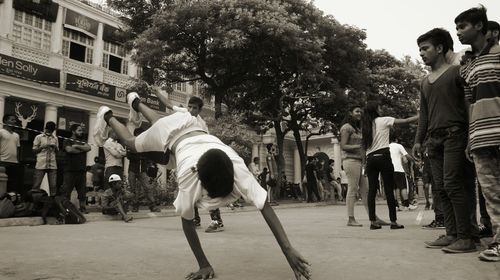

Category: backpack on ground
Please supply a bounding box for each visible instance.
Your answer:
[54,196,86,224]
[0,197,15,218]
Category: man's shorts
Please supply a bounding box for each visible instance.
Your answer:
[393,172,408,190]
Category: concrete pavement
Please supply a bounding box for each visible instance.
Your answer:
[0,203,498,280]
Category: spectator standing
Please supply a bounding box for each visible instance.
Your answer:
[62,124,91,214]
[414,28,477,253]
[389,136,417,211]
[32,121,58,196]
[305,157,321,203]
[339,165,348,201]
[456,6,500,261]
[127,128,160,213]
[90,157,105,191]
[361,101,417,230]
[103,130,126,190]
[0,114,20,194]
[248,157,261,179]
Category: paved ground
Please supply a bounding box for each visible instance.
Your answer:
[1,204,499,280]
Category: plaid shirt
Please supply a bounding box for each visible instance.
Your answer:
[33,133,59,170]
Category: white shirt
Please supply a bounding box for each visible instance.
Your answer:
[366,117,395,155]
[173,135,267,219]
[103,138,126,167]
[389,142,408,173]
[172,105,208,132]
[0,128,20,163]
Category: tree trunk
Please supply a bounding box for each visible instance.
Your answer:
[273,120,285,192]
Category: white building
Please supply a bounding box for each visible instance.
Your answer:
[0,0,341,195]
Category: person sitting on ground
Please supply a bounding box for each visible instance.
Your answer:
[101,174,133,223]
[92,92,310,280]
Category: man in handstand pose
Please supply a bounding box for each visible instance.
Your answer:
[93,92,311,280]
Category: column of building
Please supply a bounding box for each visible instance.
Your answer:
[0,94,7,128]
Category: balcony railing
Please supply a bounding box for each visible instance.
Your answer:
[11,44,50,66]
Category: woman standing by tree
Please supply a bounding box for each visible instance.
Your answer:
[340,105,389,227]
[361,101,418,230]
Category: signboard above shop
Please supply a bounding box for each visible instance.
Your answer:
[0,53,60,87]
[64,9,99,37]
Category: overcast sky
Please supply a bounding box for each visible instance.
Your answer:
[313,0,500,61]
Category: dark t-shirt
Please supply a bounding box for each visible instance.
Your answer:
[416,65,468,143]
[63,139,87,171]
[305,163,316,181]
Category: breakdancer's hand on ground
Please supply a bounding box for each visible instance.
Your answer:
[185,266,215,280]
[284,247,311,279]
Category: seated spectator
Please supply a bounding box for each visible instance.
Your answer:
[101,174,133,223]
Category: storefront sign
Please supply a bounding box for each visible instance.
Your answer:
[64,9,98,36]
[139,92,166,112]
[0,54,60,87]
[13,0,59,22]
[66,74,117,101]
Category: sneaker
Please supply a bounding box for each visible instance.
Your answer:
[94,106,111,147]
[127,92,143,128]
[425,235,456,248]
[408,204,418,210]
[422,220,445,229]
[479,224,494,238]
[390,223,404,229]
[442,238,477,253]
[205,220,224,233]
[479,243,500,262]
[347,219,363,227]
[370,223,382,230]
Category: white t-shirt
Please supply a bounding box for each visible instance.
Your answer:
[0,129,20,163]
[389,142,408,173]
[366,117,395,155]
[173,134,267,219]
[172,105,208,132]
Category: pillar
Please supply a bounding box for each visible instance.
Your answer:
[251,143,259,161]
[50,5,64,54]
[293,148,301,184]
[0,0,13,38]
[87,112,98,166]
[93,23,104,68]
[331,137,342,179]
[0,95,6,128]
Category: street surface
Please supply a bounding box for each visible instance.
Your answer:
[1,204,499,280]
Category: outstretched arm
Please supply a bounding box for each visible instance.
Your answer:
[260,202,311,279]
[182,217,215,280]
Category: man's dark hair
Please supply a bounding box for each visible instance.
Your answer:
[455,5,488,34]
[488,20,500,32]
[417,28,452,55]
[70,124,81,132]
[197,149,234,198]
[45,121,56,132]
[133,127,144,136]
[188,96,204,110]
[328,159,335,165]
[2,114,16,123]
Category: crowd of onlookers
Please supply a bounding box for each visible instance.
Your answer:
[0,117,170,223]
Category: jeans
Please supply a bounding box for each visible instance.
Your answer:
[62,171,86,202]
[472,147,500,243]
[128,171,156,207]
[426,131,476,239]
[366,149,397,222]
[477,183,492,228]
[343,159,369,218]
[0,161,20,193]
[32,169,58,196]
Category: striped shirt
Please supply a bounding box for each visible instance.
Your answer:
[460,45,500,151]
